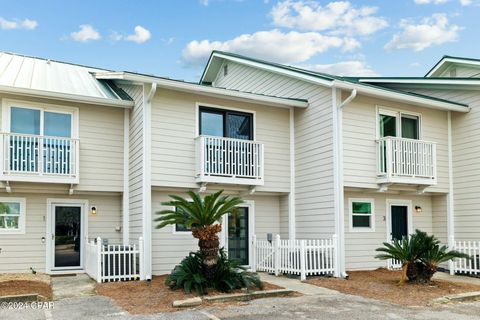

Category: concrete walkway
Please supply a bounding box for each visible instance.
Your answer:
[51,274,96,300]
[434,271,480,285]
[259,273,340,296]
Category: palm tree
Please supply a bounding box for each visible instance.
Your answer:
[419,244,469,283]
[155,190,243,279]
[376,229,470,284]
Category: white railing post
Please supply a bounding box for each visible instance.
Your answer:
[96,237,102,283]
[274,234,280,276]
[139,237,145,280]
[385,138,392,178]
[252,235,257,272]
[300,240,306,281]
[449,235,455,275]
[332,234,339,278]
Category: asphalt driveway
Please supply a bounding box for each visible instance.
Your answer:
[2,291,480,320]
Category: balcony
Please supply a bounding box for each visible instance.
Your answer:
[376,137,436,186]
[195,135,264,186]
[0,133,79,184]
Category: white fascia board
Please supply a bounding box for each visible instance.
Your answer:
[0,85,134,108]
[96,72,309,108]
[210,53,334,87]
[332,80,470,113]
[426,58,480,77]
[359,78,480,86]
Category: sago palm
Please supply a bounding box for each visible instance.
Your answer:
[419,244,469,283]
[375,230,434,284]
[155,190,243,279]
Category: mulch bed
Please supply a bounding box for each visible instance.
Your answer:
[0,280,53,300]
[306,268,480,306]
[96,275,285,314]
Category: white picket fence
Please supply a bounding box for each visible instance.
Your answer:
[451,240,480,276]
[85,237,144,283]
[252,234,337,280]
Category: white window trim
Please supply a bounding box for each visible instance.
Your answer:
[172,222,193,235]
[349,198,375,232]
[194,102,257,141]
[0,197,26,234]
[376,105,422,140]
[1,98,79,138]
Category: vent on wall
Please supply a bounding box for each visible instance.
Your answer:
[450,68,457,78]
[223,64,228,77]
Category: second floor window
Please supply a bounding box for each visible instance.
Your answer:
[199,107,253,140]
[10,106,72,138]
[379,109,420,140]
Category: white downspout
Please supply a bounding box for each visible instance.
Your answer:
[289,106,296,239]
[143,82,157,280]
[447,111,455,274]
[333,88,357,278]
[123,108,130,245]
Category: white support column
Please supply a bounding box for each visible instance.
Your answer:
[447,111,455,274]
[300,240,306,281]
[252,235,257,272]
[274,234,280,276]
[123,108,130,245]
[288,107,296,239]
[96,237,102,283]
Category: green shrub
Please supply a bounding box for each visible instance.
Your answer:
[166,249,263,295]
[165,252,208,295]
[212,249,263,293]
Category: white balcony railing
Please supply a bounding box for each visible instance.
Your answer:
[0,133,79,183]
[377,137,436,185]
[195,135,264,185]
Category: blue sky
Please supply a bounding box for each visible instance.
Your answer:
[0,0,479,81]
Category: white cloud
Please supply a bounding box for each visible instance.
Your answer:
[385,14,460,51]
[460,0,472,5]
[270,0,388,36]
[182,29,358,66]
[414,0,448,4]
[300,60,379,76]
[125,26,151,43]
[70,24,101,42]
[0,18,37,30]
[111,26,151,44]
[200,0,209,4]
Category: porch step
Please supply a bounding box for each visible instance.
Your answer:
[258,273,340,296]
[51,274,95,300]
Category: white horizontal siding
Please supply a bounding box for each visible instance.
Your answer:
[150,89,291,193]
[151,190,281,275]
[402,88,480,241]
[119,84,144,242]
[343,94,449,192]
[344,191,435,271]
[0,192,122,273]
[215,61,335,239]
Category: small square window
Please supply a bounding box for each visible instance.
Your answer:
[350,199,374,232]
[0,198,26,234]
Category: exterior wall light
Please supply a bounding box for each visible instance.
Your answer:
[415,206,422,213]
[90,206,97,215]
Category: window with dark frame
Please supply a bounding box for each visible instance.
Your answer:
[199,106,254,140]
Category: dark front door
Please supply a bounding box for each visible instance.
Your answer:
[391,205,408,241]
[54,206,82,268]
[228,207,249,265]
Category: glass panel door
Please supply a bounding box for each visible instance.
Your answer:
[9,107,41,172]
[44,112,73,174]
[227,207,249,265]
[401,115,419,139]
[54,206,82,268]
[200,110,224,137]
[226,113,252,140]
[391,205,408,241]
[379,114,397,138]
